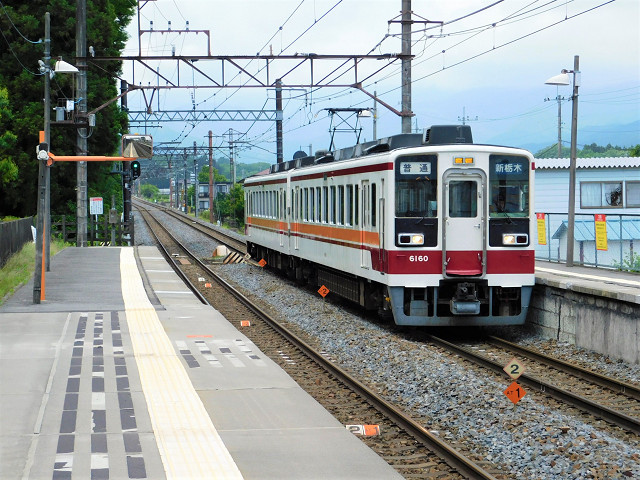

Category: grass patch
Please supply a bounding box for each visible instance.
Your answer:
[0,239,68,305]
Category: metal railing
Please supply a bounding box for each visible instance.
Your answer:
[535,212,640,272]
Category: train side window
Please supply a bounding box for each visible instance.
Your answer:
[346,185,353,226]
[354,185,359,226]
[371,183,377,227]
[322,186,328,223]
[316,187,321,222]
[303,188,308,221]
[310,188,315,222]
[338,185,344,225]
[330,186,336,224]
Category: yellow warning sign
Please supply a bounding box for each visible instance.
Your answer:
[594,214,607,251]
[504,381,526,404]
[536,213,547,245]
[318,285,330,298]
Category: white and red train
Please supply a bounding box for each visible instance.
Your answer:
[244,125,535,326]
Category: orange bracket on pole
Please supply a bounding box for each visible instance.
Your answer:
[47,152,136,166]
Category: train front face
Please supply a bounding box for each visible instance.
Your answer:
[386,147,535,326]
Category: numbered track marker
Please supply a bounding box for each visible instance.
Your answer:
[503,357,525,380]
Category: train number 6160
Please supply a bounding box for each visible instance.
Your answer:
[409,255,429,262]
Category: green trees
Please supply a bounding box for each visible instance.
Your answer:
[0,0,134,217]
[216,184,245,227]
[0,87,18,186]
[140,184,159,200]
[534,142,635,159]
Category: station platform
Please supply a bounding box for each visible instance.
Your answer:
[0,246,403,480]
[535,259,640,305]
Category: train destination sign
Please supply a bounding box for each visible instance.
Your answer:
[400,161,431,175]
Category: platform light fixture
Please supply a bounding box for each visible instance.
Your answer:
[545,56,580,267]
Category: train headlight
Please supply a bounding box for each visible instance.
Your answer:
[502,233,529,246]
[398,234,424,245]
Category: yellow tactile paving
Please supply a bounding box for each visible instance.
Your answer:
[120,247,244,479]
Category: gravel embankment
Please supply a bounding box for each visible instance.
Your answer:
[133,210,640,480]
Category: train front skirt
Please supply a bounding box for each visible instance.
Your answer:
[387,285,533,326]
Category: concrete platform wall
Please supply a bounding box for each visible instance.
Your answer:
[528,284,639,365]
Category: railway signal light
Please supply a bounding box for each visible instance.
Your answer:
[131,160,141,180]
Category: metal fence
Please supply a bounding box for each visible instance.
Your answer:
[0,217,35,268]
[535,212,640,271]
[50,215,135,246]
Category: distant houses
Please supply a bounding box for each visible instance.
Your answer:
[534,157,640,267]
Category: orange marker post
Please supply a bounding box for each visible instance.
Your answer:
[504,381,526,405]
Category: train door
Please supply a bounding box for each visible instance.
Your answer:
[442,170,486,276]
[293,187,299,250]
[360,180,370,268]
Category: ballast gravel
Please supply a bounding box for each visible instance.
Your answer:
[134,210,640,480]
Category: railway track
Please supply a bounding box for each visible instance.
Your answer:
[135,204,503,480]
[425,334,640,437]
[133,197,247,255]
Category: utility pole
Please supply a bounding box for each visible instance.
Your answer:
[193,141,198,219]
[34,12,50,303]
[458,107,478,125]
[183,148,188,211]
[544,92,566,158]
[401,0,411,134]
[76,0,88,247]
[373,90,378,141]
[208,130,214,223]
[566,55,580,267]
[276,79,283,163]
[229,129,235,186]
[121,80,132,230]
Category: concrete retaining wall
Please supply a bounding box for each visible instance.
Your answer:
[528,283,639,365]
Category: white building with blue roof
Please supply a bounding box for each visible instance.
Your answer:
[534,157,640,268]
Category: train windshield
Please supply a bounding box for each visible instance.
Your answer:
[395,155,437,218]
[489,154,530,218]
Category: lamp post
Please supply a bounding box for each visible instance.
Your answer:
[34,13,79,303]
[545,55,580,267]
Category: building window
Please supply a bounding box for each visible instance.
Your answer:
[581,181,623,208]
[627,182,640,207]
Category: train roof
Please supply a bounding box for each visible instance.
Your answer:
[244,125,531,183]
[268,125,474,175]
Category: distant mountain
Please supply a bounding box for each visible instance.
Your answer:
[485,120,640,154]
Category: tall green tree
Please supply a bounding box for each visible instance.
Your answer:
[0,86,18,185]
[0,0,135,217]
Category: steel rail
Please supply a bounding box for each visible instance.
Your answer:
[139,201,497,480]
[136,207,209,305]
[429,335,640,436]
[489,336,640,401]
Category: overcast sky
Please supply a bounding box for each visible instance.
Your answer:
[123,0,640,164]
